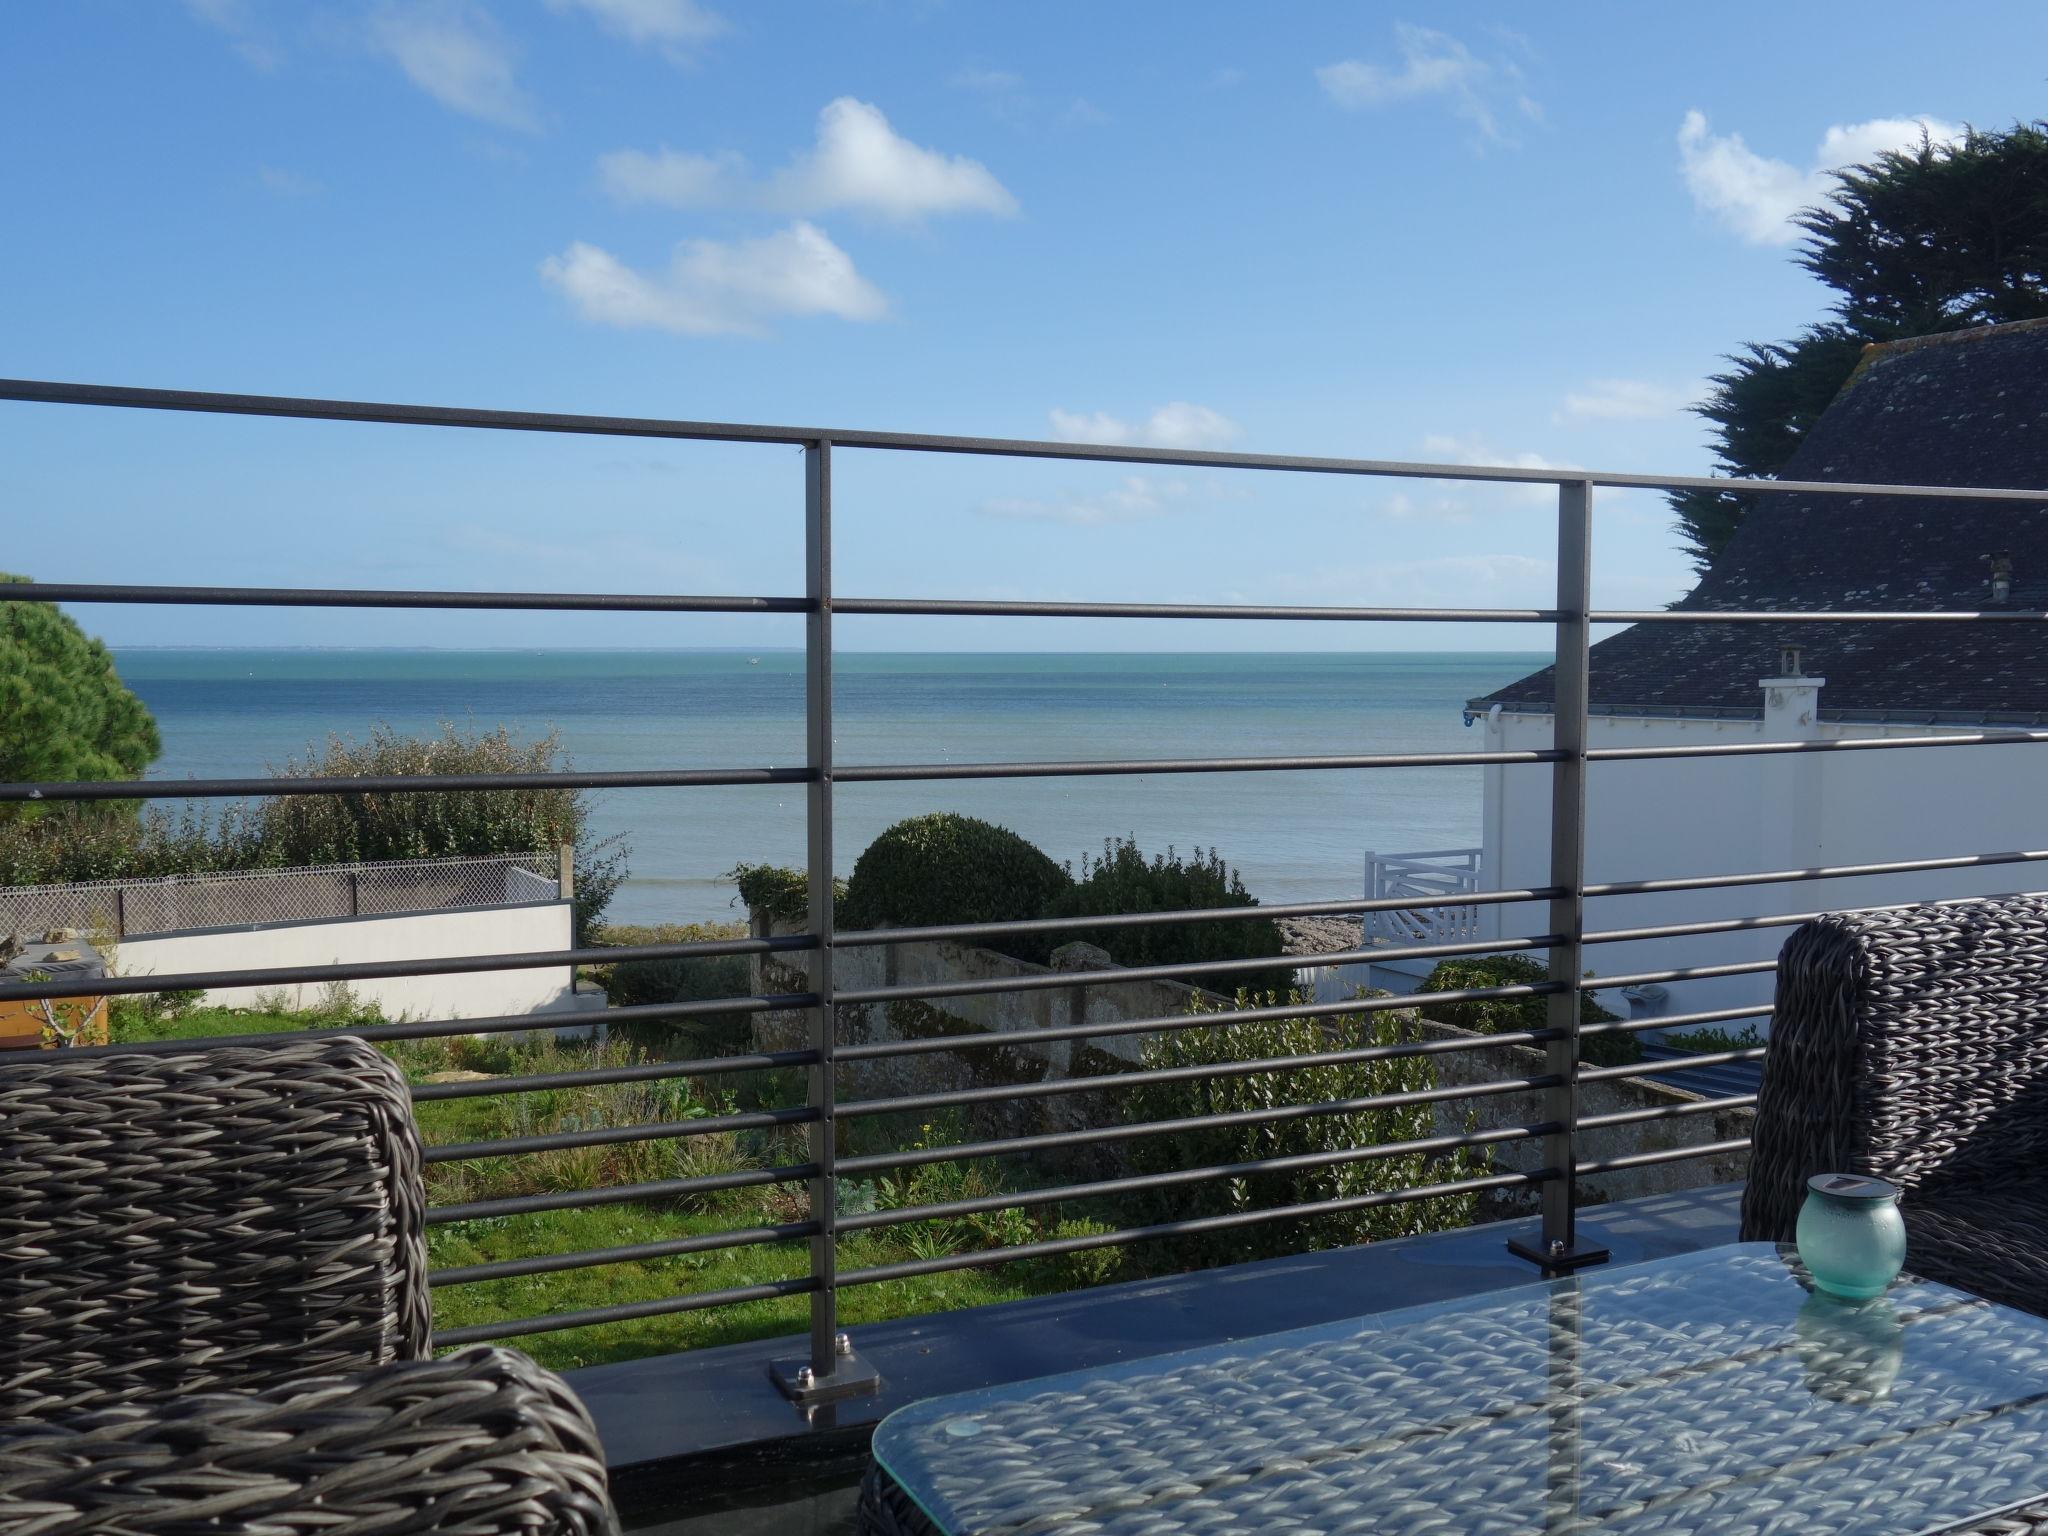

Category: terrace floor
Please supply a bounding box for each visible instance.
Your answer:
[595,1182,1743,1535]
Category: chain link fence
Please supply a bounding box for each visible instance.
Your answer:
[0,852,561,940]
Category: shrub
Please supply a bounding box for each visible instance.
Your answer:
[839,814,1072,963]
[1116,990,1485,1267]
[591,922,754,1057]
[728,864,833,928]
[0,723,629,940]
[1415,954,1638,1067]
[1047,838,1292,993]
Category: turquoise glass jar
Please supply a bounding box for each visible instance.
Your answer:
[1797,1173,1906,1299]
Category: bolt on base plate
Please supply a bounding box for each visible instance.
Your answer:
[1507,1235,1612,1275]
[771,1337,881,1405]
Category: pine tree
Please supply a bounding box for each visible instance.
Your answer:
[1673,121,2048,572]
[0,576,160,815]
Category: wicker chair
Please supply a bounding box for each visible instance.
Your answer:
[1742,894,2048,1316]
[0,1036,617,1536]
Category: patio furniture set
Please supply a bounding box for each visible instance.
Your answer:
[7,895,2048,1536]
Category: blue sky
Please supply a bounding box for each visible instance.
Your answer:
[6,0,2043,651]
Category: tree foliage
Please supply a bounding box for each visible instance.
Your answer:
[0,575,160,814]
[1673,121,2048,570]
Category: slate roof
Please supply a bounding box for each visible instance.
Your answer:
[1473,318,2048,724]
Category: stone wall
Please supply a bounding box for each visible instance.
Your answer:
[747,905,1750,1203]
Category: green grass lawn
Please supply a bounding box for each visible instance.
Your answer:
[106,996,1124,1370]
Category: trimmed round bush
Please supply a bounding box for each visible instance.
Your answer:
[839,813,1072,963]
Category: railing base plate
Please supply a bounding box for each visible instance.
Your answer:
[1506,1236,1612,1275]
[770,1350,881,1406]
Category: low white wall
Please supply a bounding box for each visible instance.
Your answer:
[119,902,582,1020]
[1481,709,2048,1025]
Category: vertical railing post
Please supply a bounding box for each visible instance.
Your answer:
[773,436,877,1405]
[1510,478,1608,1274]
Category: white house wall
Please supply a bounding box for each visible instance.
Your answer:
[1481,711,2048,1027]
[117,901,582,1019]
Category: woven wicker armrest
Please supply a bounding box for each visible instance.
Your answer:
[1,1038,431,1418]
[0,1345,618,1536]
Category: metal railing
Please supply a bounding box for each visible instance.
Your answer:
[0,851,560,938]
[2,375,2043,1403]
[1363,848,1483,946]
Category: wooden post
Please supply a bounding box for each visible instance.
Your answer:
[557,844,576,902]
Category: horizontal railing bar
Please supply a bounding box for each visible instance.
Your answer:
[1588,729,2048,762]
[838,987,1564,1063]
[1591,960,1779,988]
[4,765,812,805]
[409,1049,816,1100]
[1576,1047,1768,1083]
[1578,1005,1772,1039]
[1582,887,2044,949]
[837,596,1559,622]
[1584,848,2048,899]
[46,993,822,1057]
[835,749,1559,783]
[834,933,1560,1007]
[428,1220,818,1287]
[838,1123,1554,1235]
[1579,1096,1758,1130]
[1575,1138,1752,1176]
[840,1063,1558,1123]
[7,581,810,614]
[0,933,813,1003]
[836,1170,1551,1289]
[431,1277,817,1347]
[839,1070,1555,1178]
[424,1162,816,1224]
[1593,608,2048,624]
[834,885,1558,950]
[10,377,2046,500]
[420,1105,815,1164]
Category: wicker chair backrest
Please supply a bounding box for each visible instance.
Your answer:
[1744,896,2048,1241]
[0,1036,430,1420]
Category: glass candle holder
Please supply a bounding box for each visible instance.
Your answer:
[1796,1173,1905,1299]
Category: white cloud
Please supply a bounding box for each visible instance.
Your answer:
[597,98,1016,221]
[770,98,1016,221]
[1048,402,1243,450]
[1317,24,1538,144]
[371,1,537,131]
[540,223,888,337]
[546,0,725,59]
[1419,432,1579,507]
[983,476,1188,526]
[1677,109,1965,245]
[185,0,282,69]
[1557,378,1698,422]
[599,146,749,206]
[1376,490,1472,524]
[258,166,323,198]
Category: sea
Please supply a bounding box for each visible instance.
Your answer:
[112,651,1547,927]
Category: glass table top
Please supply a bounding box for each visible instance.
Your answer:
[871,1243,2048,1536]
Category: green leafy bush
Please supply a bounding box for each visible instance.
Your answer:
[839,814,1072,963]
[1047,838,1292,993]
[1415,954,1638,1067]
[591,922,754,1056]
[1116,991,1485,1266]
[728,864,836,928]
[0,723,628,939]
[1659,1022,1763,1053]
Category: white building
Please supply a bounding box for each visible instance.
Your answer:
[1378,319,2048,1032]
